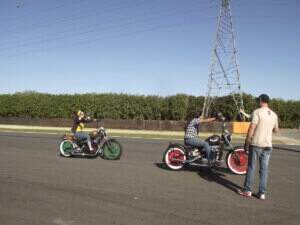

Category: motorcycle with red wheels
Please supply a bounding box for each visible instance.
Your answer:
[163,113,248,175]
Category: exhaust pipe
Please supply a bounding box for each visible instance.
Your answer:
[72,151,99,157]
[171,155,202,164]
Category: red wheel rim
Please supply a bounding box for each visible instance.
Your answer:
[168,149,185,167]
[228,149,248,174]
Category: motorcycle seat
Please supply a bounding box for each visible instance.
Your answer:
[64,134,77,141]
[184,144,194,149]
[72,136,79,141]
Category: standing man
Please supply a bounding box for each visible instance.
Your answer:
[238,94,279,200]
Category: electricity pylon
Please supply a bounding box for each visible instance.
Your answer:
[202,0,244,118]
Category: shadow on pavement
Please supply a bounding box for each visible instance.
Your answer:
[198,167,242,193]
[155,162,241,193]
[155,162,167,170]
[155,162,213,172]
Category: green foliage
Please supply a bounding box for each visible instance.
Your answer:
[166,94,189,120]
[0,92,298,128]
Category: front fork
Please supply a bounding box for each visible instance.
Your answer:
[97,136,109,155]
[222,143,242,163]
[72,142,80,151]
[231,148,248,165]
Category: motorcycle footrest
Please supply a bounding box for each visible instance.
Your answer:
[189,163,210,167]
[183,156,202,164]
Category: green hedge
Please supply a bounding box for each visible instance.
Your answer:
[0,92,299,128]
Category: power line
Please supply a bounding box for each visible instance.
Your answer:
[0,0,86,23]
[1,0,158,42]
[0,16,216,60]
[0,13,217,58]
[0,2,217,52]
[1,0,151,37]
[4,0,295,40]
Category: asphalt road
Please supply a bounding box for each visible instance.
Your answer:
[0,132,299,225]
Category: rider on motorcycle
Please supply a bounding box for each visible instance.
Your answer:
[71,110,94,152]
[184,112,216,165]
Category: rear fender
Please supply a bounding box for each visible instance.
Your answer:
[62,134,75,141]
[167,143,187,154]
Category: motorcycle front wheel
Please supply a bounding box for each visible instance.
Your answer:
[226,147,248,175]
[163,146,186,171]
[102,139,122,160]
[59,140,73,157]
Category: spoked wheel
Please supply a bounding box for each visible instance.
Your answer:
[163,147,186,170]
[226,147,248,175]
[102,139,122,160]
[59,140,74,157]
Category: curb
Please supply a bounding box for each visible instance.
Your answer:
[1,124,298,145]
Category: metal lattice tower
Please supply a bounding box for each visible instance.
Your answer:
[202,0,244,118]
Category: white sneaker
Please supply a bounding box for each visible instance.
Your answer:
[259,193,266,200]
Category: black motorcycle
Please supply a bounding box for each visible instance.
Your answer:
[162,113,248,175]
[59,122,122,160]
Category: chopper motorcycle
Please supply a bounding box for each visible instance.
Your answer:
[59,121,122,160]
[163,113,248,175]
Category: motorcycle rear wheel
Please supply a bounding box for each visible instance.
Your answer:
[226,147,248,175]
[163,147,186,170]
[59,140,73,157]
[102,139,122,160]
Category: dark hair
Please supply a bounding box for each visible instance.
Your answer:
[194,111,202,118]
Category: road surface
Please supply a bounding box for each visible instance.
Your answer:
[0,132,299,225]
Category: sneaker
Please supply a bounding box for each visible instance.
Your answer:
[237,189,252,197]
[259,193,266,200]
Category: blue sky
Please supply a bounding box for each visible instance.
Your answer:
[0,0,299,99]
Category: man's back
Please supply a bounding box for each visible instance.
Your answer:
[251,107,278,148]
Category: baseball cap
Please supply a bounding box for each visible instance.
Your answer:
[256,94,270,103]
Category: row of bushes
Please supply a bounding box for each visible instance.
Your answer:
[0,92,299,128]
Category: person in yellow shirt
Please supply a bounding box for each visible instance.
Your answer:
[71,110,94,152]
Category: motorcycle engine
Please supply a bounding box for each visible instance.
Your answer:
[191,149,200,157]
[211,145,221,161]
[206,135,221,146]
[188,148,200,157]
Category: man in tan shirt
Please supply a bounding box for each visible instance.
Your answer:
[238,94,279,200]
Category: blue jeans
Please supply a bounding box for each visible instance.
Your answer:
[184,138,212,162]
[74,132,91,143]
[243,146,272,194]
